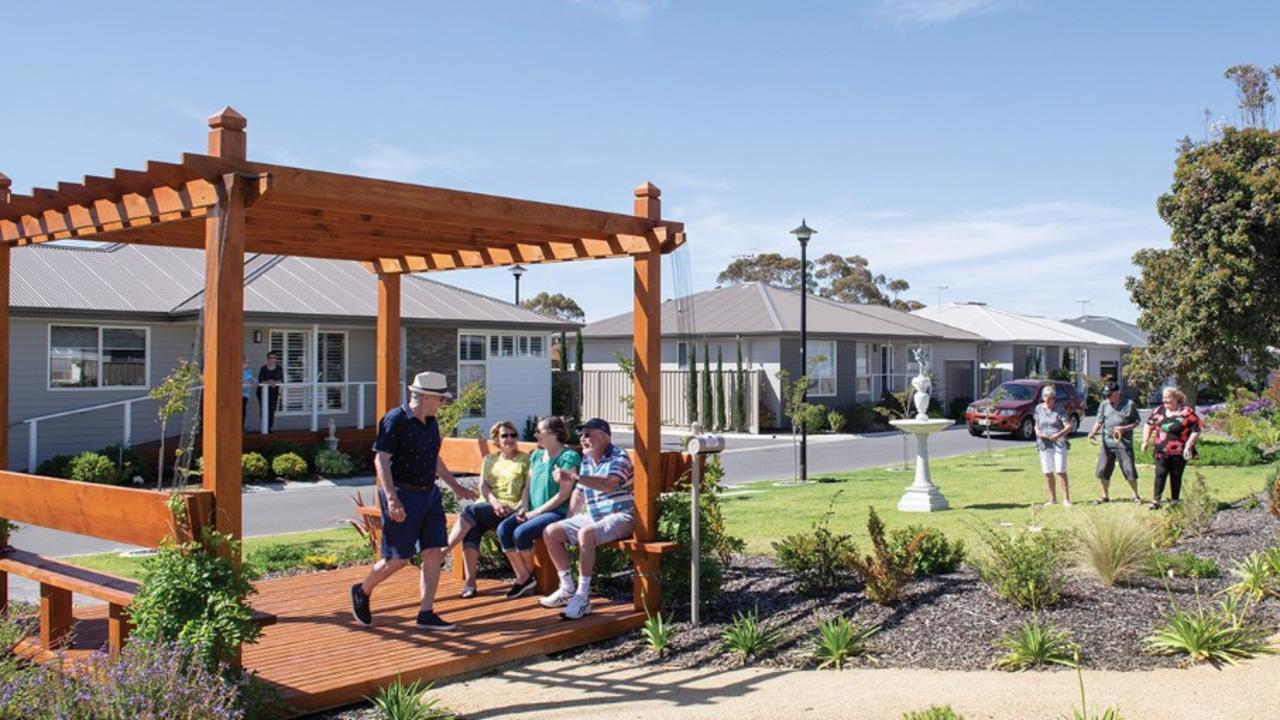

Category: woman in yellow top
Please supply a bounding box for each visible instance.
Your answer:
[445,420,530,598]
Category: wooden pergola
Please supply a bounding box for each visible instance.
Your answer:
[0,106,684,568]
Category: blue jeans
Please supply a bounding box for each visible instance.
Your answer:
[496,510,566,552]
[458,502,504,549]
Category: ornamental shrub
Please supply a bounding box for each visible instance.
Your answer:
[971,524,1071,609]
[889,525,966,576]
[128,498,262,670]
[849,507,921,606]
[314,449,355,477]
[96,443,151,483]
[827,409,848,434]
[241,452,269,482]
[271,452,309,480]
[773,493,858,596]
[69,451,120,484]
[34,454,75,479]
[802,404,828,434]
[260,440,305,461]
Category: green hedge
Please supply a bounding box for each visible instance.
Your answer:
[1134,437,1267,466]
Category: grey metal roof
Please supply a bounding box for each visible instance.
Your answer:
[583,282,983,341]
[1061,316,1147,348]
[13,243,575,328]
[913,303,1127,347]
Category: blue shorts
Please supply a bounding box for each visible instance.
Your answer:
[379,486,447,560]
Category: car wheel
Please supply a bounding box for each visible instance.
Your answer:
[968,423,984,437]
[1017,416,1035,441]
[1069,414,1081,435]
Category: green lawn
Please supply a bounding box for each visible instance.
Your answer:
[720,443,1274,555]
[67,526,369,580]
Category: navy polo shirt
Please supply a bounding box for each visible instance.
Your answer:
[372,403,442,490]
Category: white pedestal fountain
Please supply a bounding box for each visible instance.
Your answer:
[890,362,953,513]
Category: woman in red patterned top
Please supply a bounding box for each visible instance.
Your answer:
[1140,386,1201,509]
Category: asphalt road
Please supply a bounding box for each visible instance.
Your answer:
[9,420,1087,603]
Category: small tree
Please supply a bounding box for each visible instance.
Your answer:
[574,329,585,417]
[701,340,713,430]
[558,329,568,370]
[686,342,699,426]
[437,381,487,438]
[614,350,636,419]
[733,336,746,432]
[979,361,1008,457]
[715,346,726,432]
[874,388,913,471]
[149,360,201,488]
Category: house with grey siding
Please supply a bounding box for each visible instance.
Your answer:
[580,283,984,430]
[914,303,1127,393]
[10,243,575,470]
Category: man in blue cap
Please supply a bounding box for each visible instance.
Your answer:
[539,417,635,620]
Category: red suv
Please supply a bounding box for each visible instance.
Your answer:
[965,380,1085,440]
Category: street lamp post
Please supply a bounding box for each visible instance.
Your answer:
[791,219,816,484]
[509,264,527,304]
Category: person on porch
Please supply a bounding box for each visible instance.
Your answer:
[539,418,634,620]
[349,371,477,631]
[256,351,284,432]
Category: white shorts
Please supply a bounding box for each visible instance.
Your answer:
[557,512,634,547]
[1038,444,1068,474]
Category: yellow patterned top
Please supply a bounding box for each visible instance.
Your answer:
[481,451,530,506]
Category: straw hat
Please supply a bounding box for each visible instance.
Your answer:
[407,371,452,398]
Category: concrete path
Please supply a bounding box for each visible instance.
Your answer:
[428,650,1280,720]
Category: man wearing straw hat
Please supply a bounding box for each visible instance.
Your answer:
[350,371,476,631]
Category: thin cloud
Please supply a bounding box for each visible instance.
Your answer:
[351,143,469,181]
[873,0,1005,26]
[566,0,668,22]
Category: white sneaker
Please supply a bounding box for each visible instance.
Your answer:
[1062,500,1072,507]
[539,586,574,608]
[561,593,592,620]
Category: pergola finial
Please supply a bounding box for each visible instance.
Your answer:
[207,106,248,160]
[0,172,10,202]
[634,181,661,199]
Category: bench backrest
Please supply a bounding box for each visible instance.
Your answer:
[0,471,211,548]
[438,438,692,492]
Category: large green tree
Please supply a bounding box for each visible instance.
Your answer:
[520,292,585,323]
[716,252,923,311]
[1126,124,1280,402]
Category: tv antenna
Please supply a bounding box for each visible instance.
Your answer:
[1075,298,1090,316]
[928,285,949,308]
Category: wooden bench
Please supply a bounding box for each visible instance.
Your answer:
[0,471,275,654]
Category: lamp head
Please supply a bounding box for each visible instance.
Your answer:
[790,219,816,246]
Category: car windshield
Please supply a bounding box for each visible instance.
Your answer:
[986,383,1035,402]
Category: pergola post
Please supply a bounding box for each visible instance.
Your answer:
[0,173,9,474]
[631,182,662,612]
[376,272,401,419]
[201,108,247,546]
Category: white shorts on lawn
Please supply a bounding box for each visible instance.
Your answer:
[1038,445,1068,474]
[557,512,634,546]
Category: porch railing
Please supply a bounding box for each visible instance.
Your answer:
[17,380,389,472]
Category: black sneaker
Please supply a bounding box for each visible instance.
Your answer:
[350,583,372,626]
[504,575,538,600]
[416,610,457,631]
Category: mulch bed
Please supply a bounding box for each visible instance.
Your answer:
[554,498,1280,673]
[309,497,1280,718]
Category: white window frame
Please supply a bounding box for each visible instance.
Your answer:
[855,342,871,396]
[47,323,151,391]
[268,328,349,415]
[457,333,488,418]
[314,330,349,414]
[806,339,837,398]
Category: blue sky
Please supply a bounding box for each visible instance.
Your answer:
[5,1,1278,323]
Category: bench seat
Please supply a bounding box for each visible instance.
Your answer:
[0,548,277,653]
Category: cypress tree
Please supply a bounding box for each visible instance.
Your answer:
[733,336,746,432]
[559,329,568,370]
[700,340,713,430]
[715,346,726,431]
[686,343,699,425]
[574,329,585,419]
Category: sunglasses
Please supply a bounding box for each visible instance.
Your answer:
[499,432,518,439]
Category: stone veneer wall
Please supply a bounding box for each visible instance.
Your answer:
[406,327,458,393]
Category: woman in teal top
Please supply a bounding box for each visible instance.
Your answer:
[495,416,579,599]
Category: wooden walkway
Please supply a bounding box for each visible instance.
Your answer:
[23,566,646,716]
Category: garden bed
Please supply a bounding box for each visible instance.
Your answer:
[555,500,1280,673]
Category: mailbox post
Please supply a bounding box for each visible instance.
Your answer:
[685,425,724,626]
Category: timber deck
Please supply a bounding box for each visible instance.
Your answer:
[20,566,646,716]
